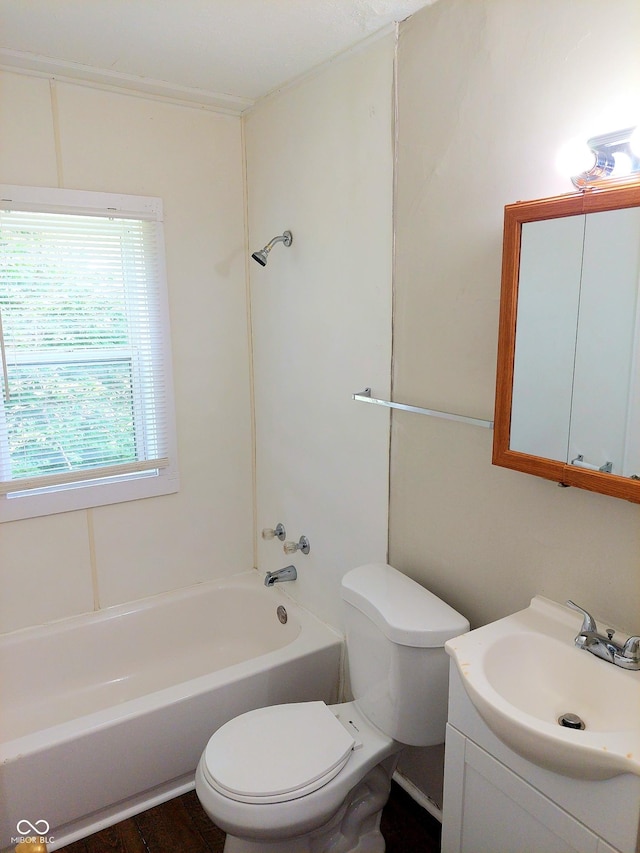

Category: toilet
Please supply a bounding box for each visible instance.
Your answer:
[195,562,469,853]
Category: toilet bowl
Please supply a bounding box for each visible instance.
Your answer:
[195,563,469,853]
[196,701,397,852]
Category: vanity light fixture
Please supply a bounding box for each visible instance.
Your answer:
[562,126,640,189]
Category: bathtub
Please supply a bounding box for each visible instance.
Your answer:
[0,570,343,850]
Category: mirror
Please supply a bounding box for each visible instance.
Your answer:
[493,183,640,502]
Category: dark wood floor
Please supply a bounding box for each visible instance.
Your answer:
[59,781,441,852]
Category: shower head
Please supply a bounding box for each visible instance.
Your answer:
[251,248,269,266]
[251,230,293,266]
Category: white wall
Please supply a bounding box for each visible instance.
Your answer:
[244,34,395,628]
[0,73,254,632]
[392,0,640,634]
[391,0,640,808]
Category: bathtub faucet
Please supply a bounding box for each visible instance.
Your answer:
[264,565,298,587]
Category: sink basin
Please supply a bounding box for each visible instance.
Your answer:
[445,596,640,779]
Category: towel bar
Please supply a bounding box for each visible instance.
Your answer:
[352,388,494,430]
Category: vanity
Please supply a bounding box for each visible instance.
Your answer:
[441,598,640,853]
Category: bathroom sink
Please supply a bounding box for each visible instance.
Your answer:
[445,596,640,779]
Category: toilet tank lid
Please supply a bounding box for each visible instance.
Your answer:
[341,563,469,647]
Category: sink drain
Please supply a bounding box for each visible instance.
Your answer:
[558,712,585,730]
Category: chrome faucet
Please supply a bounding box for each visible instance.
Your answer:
[264,565,298,587]
[566,601,640,670]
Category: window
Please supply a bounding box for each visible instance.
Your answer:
[0,185,178,522]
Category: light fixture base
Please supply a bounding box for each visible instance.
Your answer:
[571,126,640,189]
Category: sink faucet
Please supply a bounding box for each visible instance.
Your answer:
[566,601,640,670]
[264,565,298,587]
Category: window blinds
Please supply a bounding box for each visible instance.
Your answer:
[0,205,170,495]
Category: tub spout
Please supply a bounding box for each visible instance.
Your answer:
[264,565,297,587]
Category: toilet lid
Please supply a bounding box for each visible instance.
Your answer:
[203,701,355,804]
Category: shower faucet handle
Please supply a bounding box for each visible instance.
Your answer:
[284,535,310,555]
[262,523,286,542]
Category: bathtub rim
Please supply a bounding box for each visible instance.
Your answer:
[0,568,307,644]
[0,569,344,763]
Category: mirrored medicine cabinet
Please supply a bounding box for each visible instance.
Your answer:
[492,182,640,502]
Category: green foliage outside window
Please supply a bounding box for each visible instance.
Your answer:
[1,215,143,482]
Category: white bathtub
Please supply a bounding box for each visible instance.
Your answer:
[0,571,342,850]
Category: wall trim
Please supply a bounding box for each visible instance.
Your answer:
[393,769,443,822]
[0,26,396,117]
[0,48,254,115]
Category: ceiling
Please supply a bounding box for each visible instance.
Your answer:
[0,0,436,113]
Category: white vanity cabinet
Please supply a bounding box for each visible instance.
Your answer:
[442,665,640,853]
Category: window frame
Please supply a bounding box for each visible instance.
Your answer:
[0,184,179,522]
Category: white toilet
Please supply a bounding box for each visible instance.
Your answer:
[195,562,469,853]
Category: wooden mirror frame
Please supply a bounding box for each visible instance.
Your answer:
[492,182,640,503]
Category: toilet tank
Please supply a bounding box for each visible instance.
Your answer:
[341,563,469,747]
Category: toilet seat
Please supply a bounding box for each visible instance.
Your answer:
[202,701,355,805]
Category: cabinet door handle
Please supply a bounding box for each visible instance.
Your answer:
[571,454,612,473]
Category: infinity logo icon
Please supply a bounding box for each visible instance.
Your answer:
[16,819,50,836]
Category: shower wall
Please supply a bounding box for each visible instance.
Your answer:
[1,33,394,636]
[0,72,253,632]
[244,33,395,629]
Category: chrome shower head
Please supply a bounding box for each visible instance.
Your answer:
[251,230,293,266]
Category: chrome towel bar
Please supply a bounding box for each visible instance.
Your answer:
[352,388,494,430]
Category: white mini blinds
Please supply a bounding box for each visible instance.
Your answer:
[0,186,178,521]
